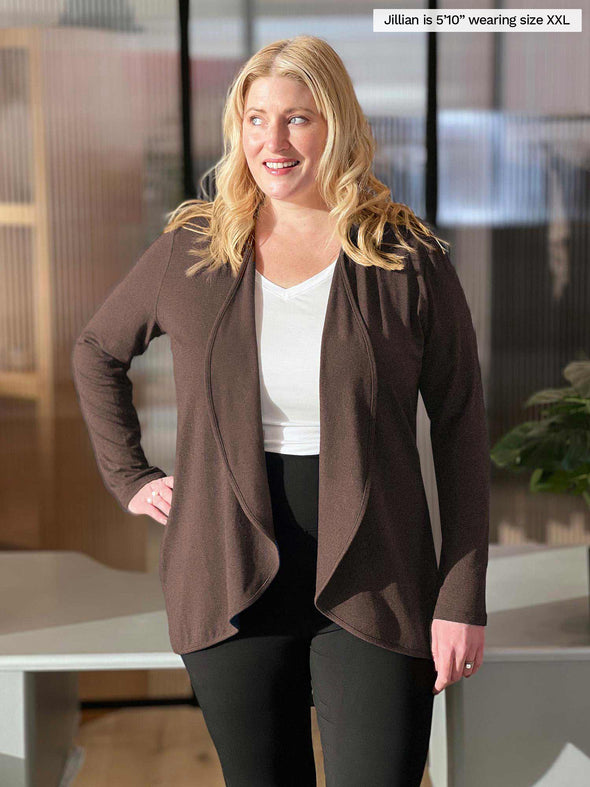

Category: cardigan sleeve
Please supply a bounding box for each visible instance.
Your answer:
[417,241,490,626]
[71,228,176,512]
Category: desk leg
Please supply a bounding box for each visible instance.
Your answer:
[0,670,79,787]
[428,660,590,787]
[428,693,448,787]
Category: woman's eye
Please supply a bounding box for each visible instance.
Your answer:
[247,116,307,126]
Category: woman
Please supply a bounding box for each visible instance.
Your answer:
[72,35,489,787]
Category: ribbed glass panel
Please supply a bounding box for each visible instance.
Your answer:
[0,4,180,554]
[435,0,590,545]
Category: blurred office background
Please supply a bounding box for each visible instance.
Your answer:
[0,0,588,783]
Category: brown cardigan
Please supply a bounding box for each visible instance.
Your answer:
[71,218,490,661]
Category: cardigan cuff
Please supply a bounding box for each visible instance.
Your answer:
[118,467,168,512]
[431,605,488,627]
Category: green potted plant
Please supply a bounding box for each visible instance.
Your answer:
[490,357,590,616]
[490,359,590,508]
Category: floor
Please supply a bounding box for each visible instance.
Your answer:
[70,706,433,786]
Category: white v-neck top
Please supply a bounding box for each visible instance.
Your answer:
[254,256,338,454]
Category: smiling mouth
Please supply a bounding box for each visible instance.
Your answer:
[263,160,301,170]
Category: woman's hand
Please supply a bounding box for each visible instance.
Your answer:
[431,619,485,694]
[128,476,174,526]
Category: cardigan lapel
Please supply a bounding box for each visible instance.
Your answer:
[205,229,378,607]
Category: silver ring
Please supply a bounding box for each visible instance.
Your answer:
[465,662,473,669]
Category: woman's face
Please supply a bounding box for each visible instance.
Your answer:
[242,76,328,208]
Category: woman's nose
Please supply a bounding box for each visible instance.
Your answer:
[264,122,289,150]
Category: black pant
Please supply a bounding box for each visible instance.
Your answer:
[181,451,436,786]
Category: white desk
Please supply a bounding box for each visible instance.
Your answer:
[429,543,590,787]
[1,546,589,787]
[0,551,182,787]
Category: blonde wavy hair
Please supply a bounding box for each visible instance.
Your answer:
[163,34,449,278]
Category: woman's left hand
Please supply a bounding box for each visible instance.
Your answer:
[430,619,485,694]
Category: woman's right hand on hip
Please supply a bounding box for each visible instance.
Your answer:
[128,476,174,526]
